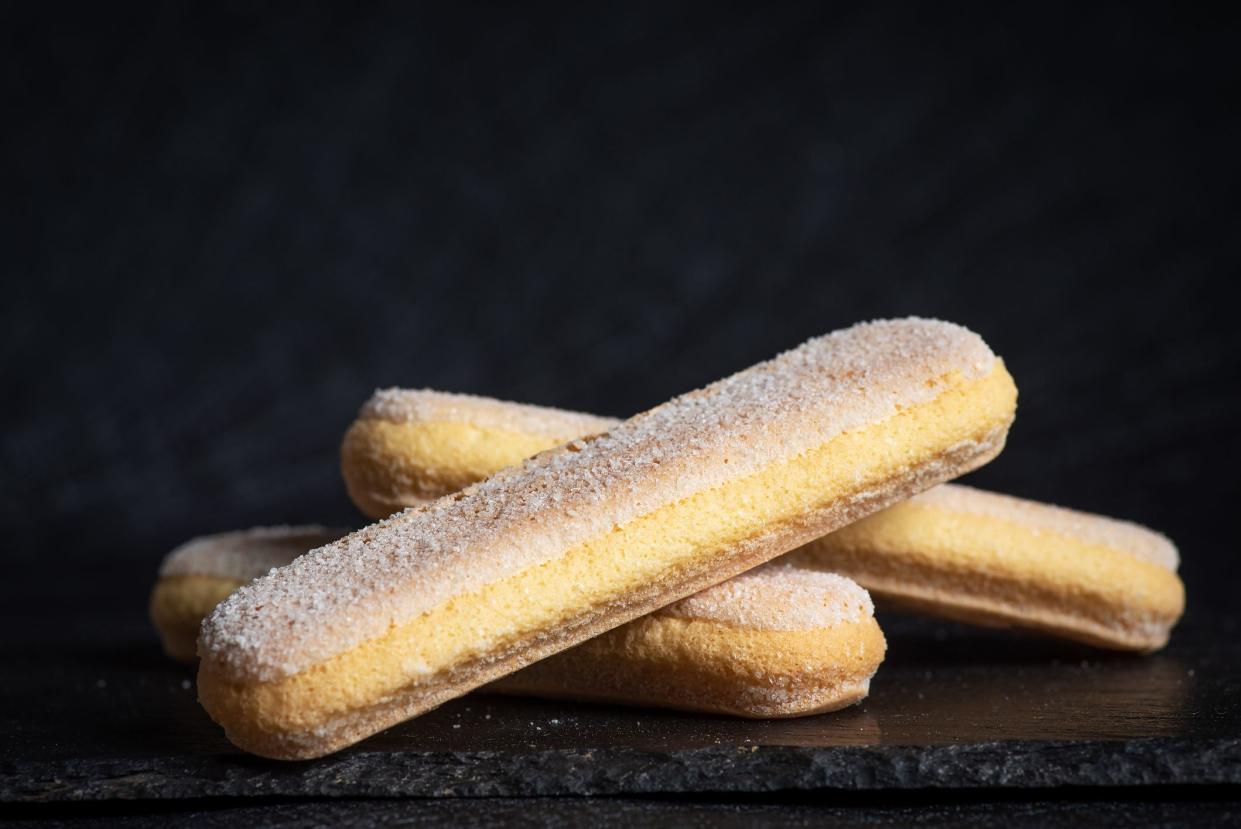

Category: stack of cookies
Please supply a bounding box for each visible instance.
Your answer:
[147,318,1183,760]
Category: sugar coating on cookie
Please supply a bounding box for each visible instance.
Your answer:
[663,564,874,631]
[160,526,348,582]
[911,484,1179,571]
[202,318,1004,682]
[360,388,620,439]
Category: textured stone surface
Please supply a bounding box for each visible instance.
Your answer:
[6,796,1241,828]
[8,738,1241,803]
[3,613,1238,803]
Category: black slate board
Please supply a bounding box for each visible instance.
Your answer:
[8,795,1241,829]
[5,605,1238,803]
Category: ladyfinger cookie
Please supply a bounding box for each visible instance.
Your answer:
[787,484,1184,652]
[342,392,617,518]
[492,563,885,717]
[198,318,1016,758]
[343,387,1181,653]
[152,529,885,717]
[149,526,347,661]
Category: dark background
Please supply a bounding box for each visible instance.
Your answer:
[4,2,1239,630]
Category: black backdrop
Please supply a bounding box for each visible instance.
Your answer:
[4,3,1239,630]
